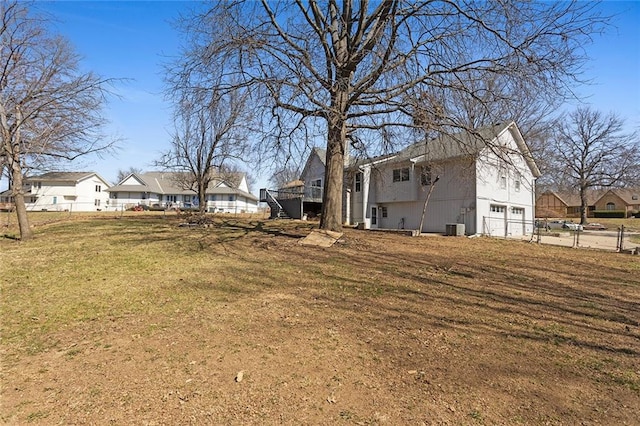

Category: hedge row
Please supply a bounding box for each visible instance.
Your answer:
[593,210,626,218]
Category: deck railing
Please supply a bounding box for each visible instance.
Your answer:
[260,185,323,203]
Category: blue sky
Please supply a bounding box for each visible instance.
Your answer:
[2,1,639,193]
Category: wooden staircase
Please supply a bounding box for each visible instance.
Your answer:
[260,188,290,219]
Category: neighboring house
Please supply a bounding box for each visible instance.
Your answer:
[106,171,258,213]
[594,188,640,216]
[5,172,113,212]
[536,188,640,218]
[535,190,603,218]
[263,121,541,237]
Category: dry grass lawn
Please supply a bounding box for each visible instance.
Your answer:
[1,213,639,425]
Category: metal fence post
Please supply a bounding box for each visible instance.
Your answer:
[617,225,625,252]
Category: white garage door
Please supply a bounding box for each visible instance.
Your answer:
[508,207,525,237]
[486,204,506,237]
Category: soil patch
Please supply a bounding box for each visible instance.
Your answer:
[1,216,638,424]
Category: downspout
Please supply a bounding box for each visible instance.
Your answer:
[362,165,371,229]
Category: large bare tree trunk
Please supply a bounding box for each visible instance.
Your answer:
[321,129,345,231]
[197,178,206,215]
[10,159,32,240]
[1,102,33,240]
[579,185,588,225]
[320,73,349,232]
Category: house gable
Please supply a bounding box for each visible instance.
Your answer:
[594,188,640,212]
[120,174,146,186]
[23,171,111,212]
[300,148,327,187]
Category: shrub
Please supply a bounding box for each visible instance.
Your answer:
[593,210,625,219]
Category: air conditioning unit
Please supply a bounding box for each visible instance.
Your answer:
[445,223,465,236]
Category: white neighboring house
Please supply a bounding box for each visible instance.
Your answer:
[106,171,259,213]
[15,172,112,212]
[349,122,541,236]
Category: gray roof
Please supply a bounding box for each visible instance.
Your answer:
[107,171,257,201]
[350,122,541,177]
[25,171,110,184]
[604,187,640,205]
[397,123,505,161]
[548,190,605,207]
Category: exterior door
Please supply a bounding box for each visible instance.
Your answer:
[370,206,378,229]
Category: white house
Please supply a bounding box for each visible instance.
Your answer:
[18,172,112,212]
[106,171,259,213]
[265,122,541,236]
[349,122,541,236]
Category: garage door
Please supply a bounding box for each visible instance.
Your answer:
[508,207,525,237]
[486,204,506,237]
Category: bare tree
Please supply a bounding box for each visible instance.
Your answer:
[217,162,250,191]
[183,1,605,231]
[158,87,252,214]
[116,166,143,183]
[270,165,301,190]
[0,1,118,240]
[161,8,255,215]
[408,70,560,184]
[551,106,640,224]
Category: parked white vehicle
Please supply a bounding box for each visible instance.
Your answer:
[562,222,583,231]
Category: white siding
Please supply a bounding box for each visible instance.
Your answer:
[206,195,258,213]
[28,175,111,212]
[374,162,417,203]
[475,130,536,236]
[121,175,145,185]
[372,160,477,233]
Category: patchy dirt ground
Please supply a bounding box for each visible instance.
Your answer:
[1,217,639,425]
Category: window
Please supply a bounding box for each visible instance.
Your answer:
[512,207,524,215]
[380,206,388,218]
[371,206,377,225]
[355,173,362,192]
[110,193,117,199]
[514,178,521,192]
[633,195,638,201]
[490,205,505,213]
[167,195,177,203]
[420,166,432,186]
[94,199,100,207]
[606,202,616,210]
[228,195,235,202]
[52,196,57,205]
[312,179,322,187]
[35,182,41,189]
[95,185,101,192]
[393,167,410,182]
[500,175,507,189]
